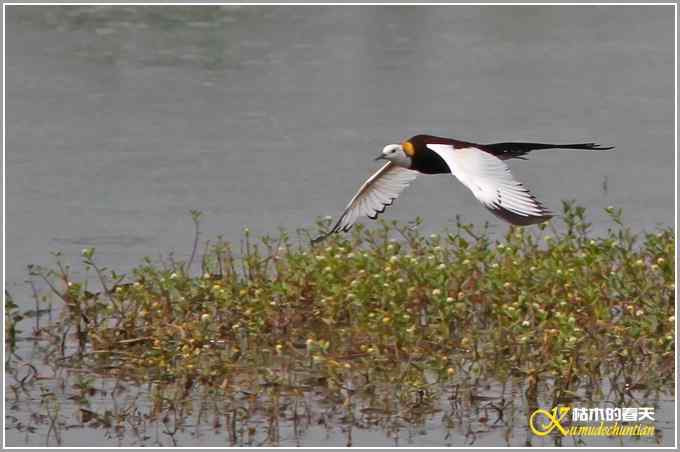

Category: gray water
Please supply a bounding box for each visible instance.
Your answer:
[5,5,675,447]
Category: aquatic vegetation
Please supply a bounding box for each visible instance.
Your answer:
[5,202,675,446]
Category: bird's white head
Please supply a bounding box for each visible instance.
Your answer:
[378,143,412,168]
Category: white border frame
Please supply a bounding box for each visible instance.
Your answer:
[2,2,677,449]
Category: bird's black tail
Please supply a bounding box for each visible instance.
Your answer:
[483,142,614,159]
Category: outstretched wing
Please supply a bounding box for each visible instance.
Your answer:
[313,162,418,243]
[427,144,553,226]
[482,142,614,160]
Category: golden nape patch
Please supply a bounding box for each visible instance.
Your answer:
[402,141,415,157]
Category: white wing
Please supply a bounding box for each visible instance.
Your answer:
[314,162,418,243]
[427,144,553,226]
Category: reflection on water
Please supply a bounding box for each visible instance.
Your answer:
[5,339,674,447]
[5,5,675,447]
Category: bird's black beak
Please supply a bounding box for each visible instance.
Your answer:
[374,154,385,161]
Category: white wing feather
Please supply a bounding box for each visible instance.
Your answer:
[427,144,553,225]
[314,162,418,242]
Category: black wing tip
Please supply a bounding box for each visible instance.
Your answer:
[312,199,397,244]
[311,215,348,245]
[311,230,332,245]
[367,199,394,219]
[508,212,554,226]
[311,225,346,245]
[489,203,555,226]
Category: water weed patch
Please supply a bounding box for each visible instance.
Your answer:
[6,202,675,446]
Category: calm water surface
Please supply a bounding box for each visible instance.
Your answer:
[5,5,675,447]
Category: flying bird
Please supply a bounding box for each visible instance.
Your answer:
[313,134,613,243]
